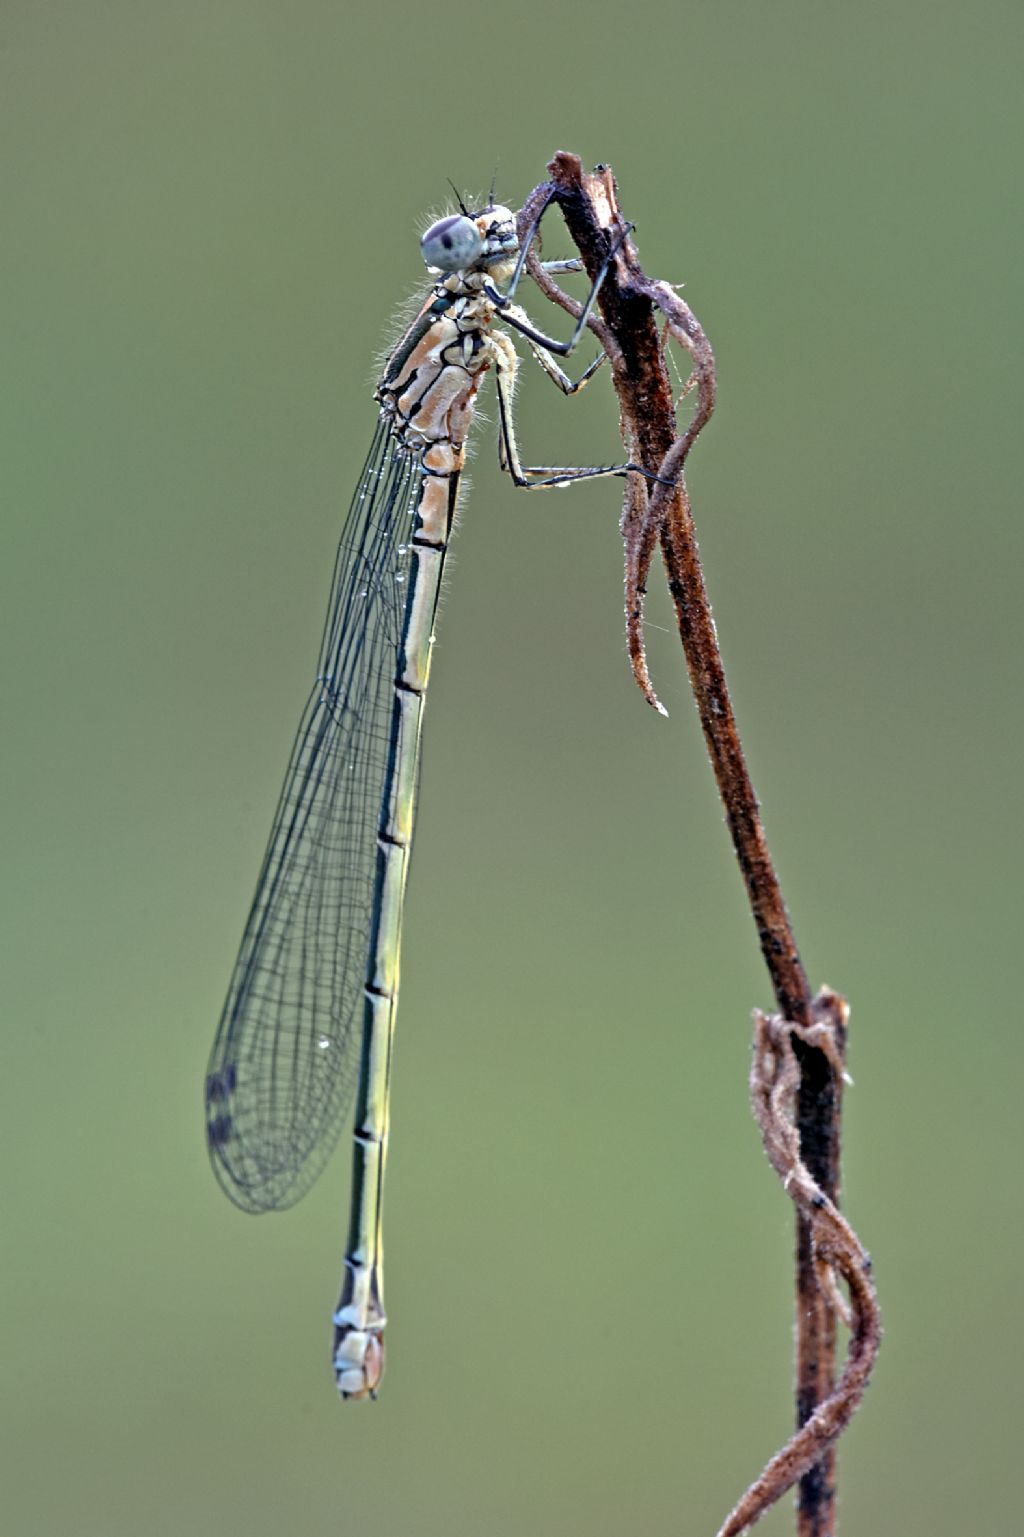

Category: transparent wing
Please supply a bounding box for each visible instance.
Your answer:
[205,419,421,1212]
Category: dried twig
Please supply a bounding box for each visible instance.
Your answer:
[517,153,880,1536]
[715,993,881,1536]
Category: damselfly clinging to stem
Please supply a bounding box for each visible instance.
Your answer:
[204,187,660,1399]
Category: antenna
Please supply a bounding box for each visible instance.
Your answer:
[446,179,468,216]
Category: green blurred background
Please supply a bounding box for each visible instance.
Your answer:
[3,3,1021,1533]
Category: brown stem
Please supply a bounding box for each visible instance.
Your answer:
[715,995,881,1537]
[528,153,811,1030]
[516,153,878,1536]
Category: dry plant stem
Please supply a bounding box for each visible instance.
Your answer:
[520,155,812,1036]
[518,154,871,1537]
[715,994,881,1537]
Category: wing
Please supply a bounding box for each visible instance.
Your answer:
[205,419,420,1212]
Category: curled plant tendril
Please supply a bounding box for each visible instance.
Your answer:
[714,992,881,1537]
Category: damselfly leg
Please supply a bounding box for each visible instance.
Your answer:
[488,209,652,489]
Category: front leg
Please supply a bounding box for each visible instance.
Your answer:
[485,222,633,357]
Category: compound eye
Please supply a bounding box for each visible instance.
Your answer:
[420,214,484,273]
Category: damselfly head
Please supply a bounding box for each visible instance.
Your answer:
[475,203,517,261]
[421,214,483,274]
[420,203,518,275]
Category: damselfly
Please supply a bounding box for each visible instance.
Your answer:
[204,190,652,1399]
